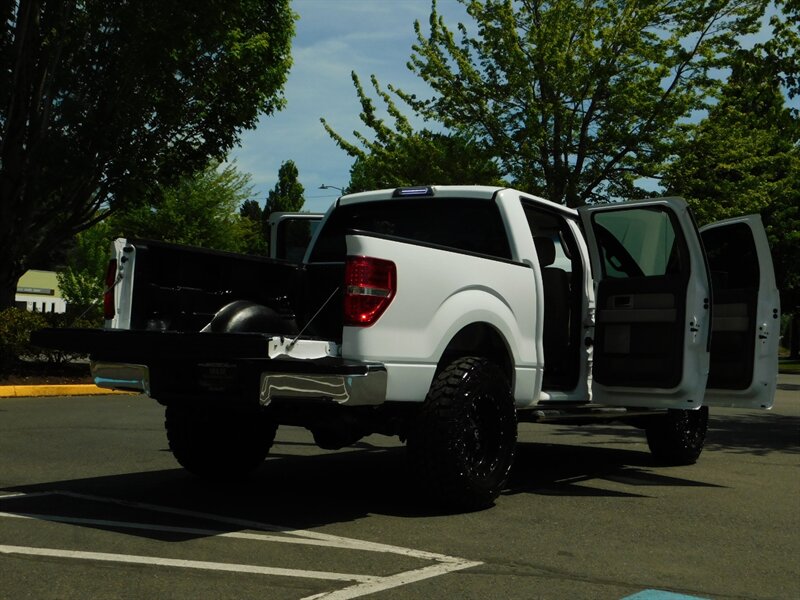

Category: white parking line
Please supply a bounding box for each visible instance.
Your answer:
[302,561,482,600]
[0,544,378,582]
[0,490,482,599]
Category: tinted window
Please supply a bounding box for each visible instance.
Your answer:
[701,223,759,292]
[310,197,511,262]
[521,204,577,272]
[592,207,686,278]
[275,218,321,261]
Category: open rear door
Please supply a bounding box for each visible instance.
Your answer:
[701,215,780,408]
[579,198,711,409]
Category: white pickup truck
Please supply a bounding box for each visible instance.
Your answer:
[34,185,780,509]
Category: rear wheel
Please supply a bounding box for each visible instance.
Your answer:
[165,405,277,479]
[407,357,517,510]
[645,406,708,465]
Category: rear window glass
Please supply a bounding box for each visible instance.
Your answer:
[309,197,511,262]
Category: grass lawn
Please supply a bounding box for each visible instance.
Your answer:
[779,358,800,375]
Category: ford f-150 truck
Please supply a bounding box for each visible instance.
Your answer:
[33,185,780,509]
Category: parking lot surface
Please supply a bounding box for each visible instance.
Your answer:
[1,381,798,599]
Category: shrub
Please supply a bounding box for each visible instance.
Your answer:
[0,308,98,374]
[0,308,48,372]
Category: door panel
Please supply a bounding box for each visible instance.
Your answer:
[701,216,779,408]
[579,198,711,409]
[595,281,684,388]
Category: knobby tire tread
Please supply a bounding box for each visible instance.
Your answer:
[409,356,517,511]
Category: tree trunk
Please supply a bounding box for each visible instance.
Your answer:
[791,313,799,360]
[0,262,24,311]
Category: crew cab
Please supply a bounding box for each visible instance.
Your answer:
[33,186,780,509]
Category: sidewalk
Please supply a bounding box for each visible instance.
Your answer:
[778,373,800,390]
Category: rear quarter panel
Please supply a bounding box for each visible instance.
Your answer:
[343,233,540,405]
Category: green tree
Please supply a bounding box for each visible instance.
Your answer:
[347,131,504,192]
[765,0,799,100]
[387,0,764,207]
[239,199,268,255]
[262,160,305,241]
[110,161,258,253]
[265,160,305,215]
[323,73,504,192]
[0,0,295,309]
[663,17,800,355]
[240,199,264,222]
[56,219,114,321]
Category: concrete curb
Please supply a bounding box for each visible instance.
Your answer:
[0,384,136,398]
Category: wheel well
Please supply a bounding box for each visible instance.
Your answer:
[208,300,298,335]
[437,323,513,384]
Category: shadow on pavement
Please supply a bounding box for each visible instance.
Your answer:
[1,429,722,542]
[504,441,722,500]
[4,405,793,539]
[544,411,800,456]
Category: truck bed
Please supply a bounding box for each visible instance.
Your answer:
[118,238,345,340]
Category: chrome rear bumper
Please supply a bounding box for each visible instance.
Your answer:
[90,360,387,407]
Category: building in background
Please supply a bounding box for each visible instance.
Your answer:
[15,270,66,313]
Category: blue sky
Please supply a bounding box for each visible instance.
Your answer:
[229,0,470,213]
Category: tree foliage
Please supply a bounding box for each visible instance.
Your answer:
[110,161,257,253]
[238,198,269,255]
[0,0,295,308]
[55,161,264,313]
[56,219,114,320]
[264,160,305,215]
[240,199,263,222]
[764,0,799,100]
[259,159,306,253]
[663,12,800,320]
[322,73,504,192]
[347,130,504,192]
[387,0,765,207]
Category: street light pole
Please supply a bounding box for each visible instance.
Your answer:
[319,184,344,193]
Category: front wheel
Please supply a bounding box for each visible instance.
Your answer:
[645,406,708,465]
[407,357,517,510]
[165,405,277,479]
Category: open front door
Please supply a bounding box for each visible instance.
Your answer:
[701,215,780,409]
[579,198,711,409]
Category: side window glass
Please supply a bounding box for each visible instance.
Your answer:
[592,208,684,278]
[701,223,759,292]
[521,204,576,272]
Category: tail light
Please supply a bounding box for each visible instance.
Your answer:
[344,256,396,326]
[103,259,118,320]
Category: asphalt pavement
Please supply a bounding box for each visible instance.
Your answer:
[0,375,800,600]
[0,375,797,599]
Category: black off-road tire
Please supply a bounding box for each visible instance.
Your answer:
[645,406,708,465]
[165,405,277,479]
[407,357,517,510]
